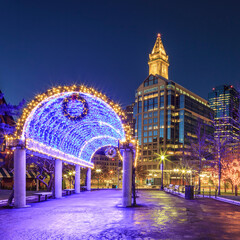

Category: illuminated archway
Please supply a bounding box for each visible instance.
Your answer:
[8,85,130,166]
[6,85,134,208]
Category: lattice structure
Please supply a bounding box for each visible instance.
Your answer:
[6,85,132,167]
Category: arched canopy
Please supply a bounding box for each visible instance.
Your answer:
[9,85,130,167]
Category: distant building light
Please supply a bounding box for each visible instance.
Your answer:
[212,88,215,91]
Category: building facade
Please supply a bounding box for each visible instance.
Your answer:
[208,85,240,142]
[124,103,136,138]
[133,34,214,172]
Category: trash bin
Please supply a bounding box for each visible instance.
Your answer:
[185,185,194,200]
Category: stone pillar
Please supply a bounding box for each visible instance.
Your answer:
[122,146,133,207]
[75,165,81,193]
[14,148,26,208]
[55,159,62,198]
[86,168,91,191]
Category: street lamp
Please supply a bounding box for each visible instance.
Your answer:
[96,169,101,189]
[160,155,165,190]
[69,172,73,189]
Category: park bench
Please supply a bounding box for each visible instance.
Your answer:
[63,189,75,195]
[34,192,52,202]
[164,184,174,193]
[81,186,87,191]
[173,185,180,193]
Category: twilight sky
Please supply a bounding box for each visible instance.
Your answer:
[1,0,240,107]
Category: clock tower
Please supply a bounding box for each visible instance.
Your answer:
[148,33,169,79]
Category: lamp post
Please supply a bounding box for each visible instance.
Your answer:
[160,155,165,190]
[69,172,73,189]
[96,169,101,189]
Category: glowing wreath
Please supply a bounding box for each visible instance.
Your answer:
[62,94,89,121]
[105,147,117,158]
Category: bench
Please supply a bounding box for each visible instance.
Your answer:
[34,192,52,202]
[81,186,87,191]
[173,185,180,193]
[164,184,174,193]
[64,189,75,195]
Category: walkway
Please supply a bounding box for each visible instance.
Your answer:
[0,190,239,239]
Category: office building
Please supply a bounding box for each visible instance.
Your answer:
[133,34,214,171]
[208,85,240,141]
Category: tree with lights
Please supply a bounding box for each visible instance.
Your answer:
[220,143,240,196]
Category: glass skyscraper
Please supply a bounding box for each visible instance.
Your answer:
[208,85,240,141]
[133,34,214,171]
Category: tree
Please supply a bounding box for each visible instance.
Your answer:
[27,156,55,192]
[221,143,240,196]
[0,92,25,205]
[212,118,229,195]
[0,92,25,140]
[189,119,212,193]
[135,165,148,185]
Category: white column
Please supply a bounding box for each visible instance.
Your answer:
[55,159,62,198]
[86,168,91,191]
[14,148,26,208]
[75,165,81,193]
[122,148,133,207]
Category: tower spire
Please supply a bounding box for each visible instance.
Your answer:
[148,33,169,79]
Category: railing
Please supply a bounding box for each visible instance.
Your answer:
[194,187,218,199]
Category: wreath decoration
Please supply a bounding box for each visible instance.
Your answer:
[62,94,89,121]
[105,147,117,158]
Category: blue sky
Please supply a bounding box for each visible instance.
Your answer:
[1,0,240,107]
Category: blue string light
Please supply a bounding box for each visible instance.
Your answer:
[23,91,125,165]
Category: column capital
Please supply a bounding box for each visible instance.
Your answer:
[120,141,135,151]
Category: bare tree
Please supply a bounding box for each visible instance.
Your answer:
[189,119,213,193]
[27,156,55,192]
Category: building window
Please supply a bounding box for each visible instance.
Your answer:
[138,101,142,113]
[153,130,157,136]
[160,96,164,108]
[137,115,142,145]
[179,110,184,143]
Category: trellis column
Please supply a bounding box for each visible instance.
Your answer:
[122,143,134,207]
[75,165,81,193]
[55,159,62,198]
[14,148,27,208]
[86,168,91,191]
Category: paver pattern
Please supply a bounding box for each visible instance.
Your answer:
[0,190,240,240]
